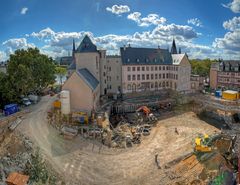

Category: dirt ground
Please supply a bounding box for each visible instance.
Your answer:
[17,96,220,185]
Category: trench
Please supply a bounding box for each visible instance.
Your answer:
[197,110,231,130]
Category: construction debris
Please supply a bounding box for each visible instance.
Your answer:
[6,172,29,185]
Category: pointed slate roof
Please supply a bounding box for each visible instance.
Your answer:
[171,39,177,54]
[76,35,97,53]
[76,68,99,90]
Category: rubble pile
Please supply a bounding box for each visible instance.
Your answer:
[0,132,62,185]
[0,133,33,184]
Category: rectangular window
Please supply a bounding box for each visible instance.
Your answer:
[147,74,150,80]
[159,66,161,70]
[163,66,165,70]
[163,74,165,79]
[151,66,154,71]
[132,75,136,80]
[166,73,169,79]
[127,67,131,71]
[155,66,158,71]
[142,66,145,71]
[142,74,145,80]
[109,67,111,71]
[137,67,140,71]
[155,74,158,79]
[117,76,119,80]
[151,74,154,80]
[159,74,161,79]
[137,74,140,80]
[128,75,131,81]
[176,74,178,80]
[146,67,149,71]
[132,67,136,71]
[96,57,98,69]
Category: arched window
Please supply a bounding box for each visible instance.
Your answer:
[127,84,132,91]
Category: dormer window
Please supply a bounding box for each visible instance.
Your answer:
[146,58,149,62]
[127,58,130,62]
[155,58,157,62]
[137,59,140,62]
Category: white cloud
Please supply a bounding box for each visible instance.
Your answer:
[187,18,203,27]
[127,12,141,23]
[0,51,7,61]
[106,5,130,15]
[2,38,35,57]
[222,0,240,13]
[213,16,240,58]
[30,27,55,39]
[20,7,28,15]
[127,12,166,27]
[152,24,198,40]
[223,16,240,31]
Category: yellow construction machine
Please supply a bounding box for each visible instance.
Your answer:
[194,134,212,152]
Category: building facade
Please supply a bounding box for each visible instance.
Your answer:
[121,46,191,94]
[210,61,240,90]
[65,35,192,112]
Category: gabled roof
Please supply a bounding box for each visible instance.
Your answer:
[171,54,185,65]
[120,47,172,65]
[76,68,99,90]
[76,35,97,53]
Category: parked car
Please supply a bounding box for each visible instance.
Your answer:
[28,94,39,104]
[22,98,31,106]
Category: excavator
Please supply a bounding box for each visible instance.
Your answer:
[195,134,212,152]
[136,106,151,116]
[136,106,157,124]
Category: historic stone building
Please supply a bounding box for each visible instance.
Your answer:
[64,35,192,112]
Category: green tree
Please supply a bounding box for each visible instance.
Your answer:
[55,66,67,85]
[0,72,17,108]
[190,59,218,77]
[7,48,56,93]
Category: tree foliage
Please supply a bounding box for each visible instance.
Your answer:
[7,48,56,93]
[190,59,218,77]
[0,48,56,108]
[55,66,67,85]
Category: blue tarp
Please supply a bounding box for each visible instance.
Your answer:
[4,104,19,116]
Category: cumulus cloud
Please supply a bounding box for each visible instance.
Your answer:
[21,7,28,15]
[0,51,7,61]
[106,5,130,15]
[152,24,198,40]
[127,12,166,27]
[187,18,203,27]
[2,38,35,57]
[213,16,240,58]
[222,0,240,13]
[223,16,240,31]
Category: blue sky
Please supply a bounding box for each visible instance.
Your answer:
[0,0,240,60]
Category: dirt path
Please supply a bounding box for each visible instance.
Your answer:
[17,96,219,185]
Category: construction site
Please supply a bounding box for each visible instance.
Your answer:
[0,91,240,185]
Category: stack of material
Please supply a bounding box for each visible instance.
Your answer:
[61,126,78,139]
[6,172,29,185]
